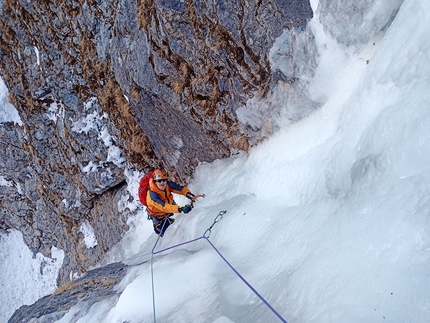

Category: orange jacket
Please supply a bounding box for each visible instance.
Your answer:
[146,178,191,218]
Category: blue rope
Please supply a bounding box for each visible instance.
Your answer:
[149,210,288,323]
[204,236,288,323]
[153,236,204,254]
[150,223,164,323]
[150,252,156,323]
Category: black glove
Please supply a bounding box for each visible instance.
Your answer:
[178,205,193,214]
[186,192,195,200]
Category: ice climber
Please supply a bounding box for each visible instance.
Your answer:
[145,166,195,237]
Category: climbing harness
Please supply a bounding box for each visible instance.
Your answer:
[149,210,288,323]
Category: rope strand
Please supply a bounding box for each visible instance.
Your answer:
[150,253,157,323]
[204,236,288,323]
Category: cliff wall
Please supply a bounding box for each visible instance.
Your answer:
[0,0,312,283]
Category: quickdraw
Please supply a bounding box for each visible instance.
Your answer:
[203,210,226,238]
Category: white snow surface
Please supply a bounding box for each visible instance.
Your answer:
[80,220,98,249]
[0,230,64,323]
[0,77,22,126]
[1,0,430,322]
[0,175,13,187]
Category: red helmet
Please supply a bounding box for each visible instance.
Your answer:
[153,168,168,180]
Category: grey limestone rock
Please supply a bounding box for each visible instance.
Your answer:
[8,261,129,323]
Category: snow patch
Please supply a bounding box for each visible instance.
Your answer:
[0,77,23,126]
[80,220,98,248]
[72,98,126,168]
[34,46,40,66]
[46,102,60,122]
[0,175,13,187]
[0,230,64,322]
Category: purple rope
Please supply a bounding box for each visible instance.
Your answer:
[150,211,288,323]
[204,237,288,323]
[152,236,204,255]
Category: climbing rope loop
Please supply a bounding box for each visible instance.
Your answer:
[149,210,288,323]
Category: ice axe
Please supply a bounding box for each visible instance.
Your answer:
[190,193,206,207]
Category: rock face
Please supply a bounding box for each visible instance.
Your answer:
[8,261,129,323]
[0,0,313,283]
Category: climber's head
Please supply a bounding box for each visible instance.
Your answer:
[153,166,168,189]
